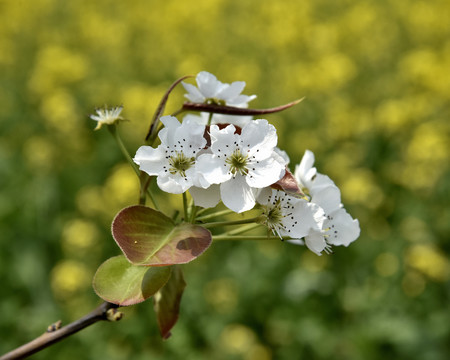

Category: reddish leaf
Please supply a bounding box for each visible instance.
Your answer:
[153,266,186,339]
[271,168,306,198]
[112,205,212,266]
[93,255,172,306]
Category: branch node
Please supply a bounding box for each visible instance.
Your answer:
[106,308,124,322]
[46,320,62,333]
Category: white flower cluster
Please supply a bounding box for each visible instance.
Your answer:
[133,71,360,255]
[134,114,285,213]
[257,150,360,255]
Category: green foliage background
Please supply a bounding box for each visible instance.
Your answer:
[0,0,449,359]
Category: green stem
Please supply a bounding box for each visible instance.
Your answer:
[189,205,199,223]
[108,125,140,177]
[182,192,188,221]
[142,175,159,210]
[222,223,262,236]
[213,235,283,241]
[108,125,159,210]
[202,216,262,229]
[139,172,147,205]
[195,207,209,217]
[196,209,235,222]
[207,112,213,126]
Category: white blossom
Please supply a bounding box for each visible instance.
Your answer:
[133,116,206,194]
[290,149,360,254]
[182,71,256,128]
[257,188,325,241]
[182,71,256,106]
[196,119,286,213]
[89,105,124,130]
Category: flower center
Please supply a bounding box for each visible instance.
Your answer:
[168,152,195,177]
[225,149,249,176]
[261,199,285,237]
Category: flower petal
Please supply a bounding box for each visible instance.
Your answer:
[189,185,221,208]
[133,146,166,175]
[172,119,206,157]
[310,185,342,215]
[157,173,191,194]
[196,71,226,98]
[325,208,360,246]
[287,239,305,246]
[246,156,285,188]
[229,94,257,106]
[217,81,246,101]
[240,119,278,159]
[209,124,238,155]
[196,153,230,185]
[159,116,181,146]
[255,187,273,205]
[304,230,328,256]
[183,113,210,126]
[182,82,205,103]
[295,150,317,186]
[220,175,257,213]
[282,200,324,239]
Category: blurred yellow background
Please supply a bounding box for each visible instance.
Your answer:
[0,0,449,359]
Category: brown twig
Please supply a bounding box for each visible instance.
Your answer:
[0,302,121,360]
[145,75,194,142]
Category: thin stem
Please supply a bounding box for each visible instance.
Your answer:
[189,205,199,223]
[195,209,235,222]
[182,192,188,222]
[139,172,148,205]
[108,125,159,210]
[202,216,262,229]
[0,302,121,360]
[222,223,262,236]
[213,235,283,241]
[141,175,159,210]
[195,207,210,217]
[108,125,139,177]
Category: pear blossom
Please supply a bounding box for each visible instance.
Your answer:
[133,116,206,194]
[182,71,256,127]
[90,105,124,130]
[289,149,360,254]
[196,119,286,213]
[257,188,325,240]
[294,149,335,196]
[183,71,256,106]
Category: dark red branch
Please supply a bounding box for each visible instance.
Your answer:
[181,98,304,116]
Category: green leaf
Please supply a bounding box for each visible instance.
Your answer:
[93,255,172,306]
[154,266,186,340]
[112,205,212,266]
